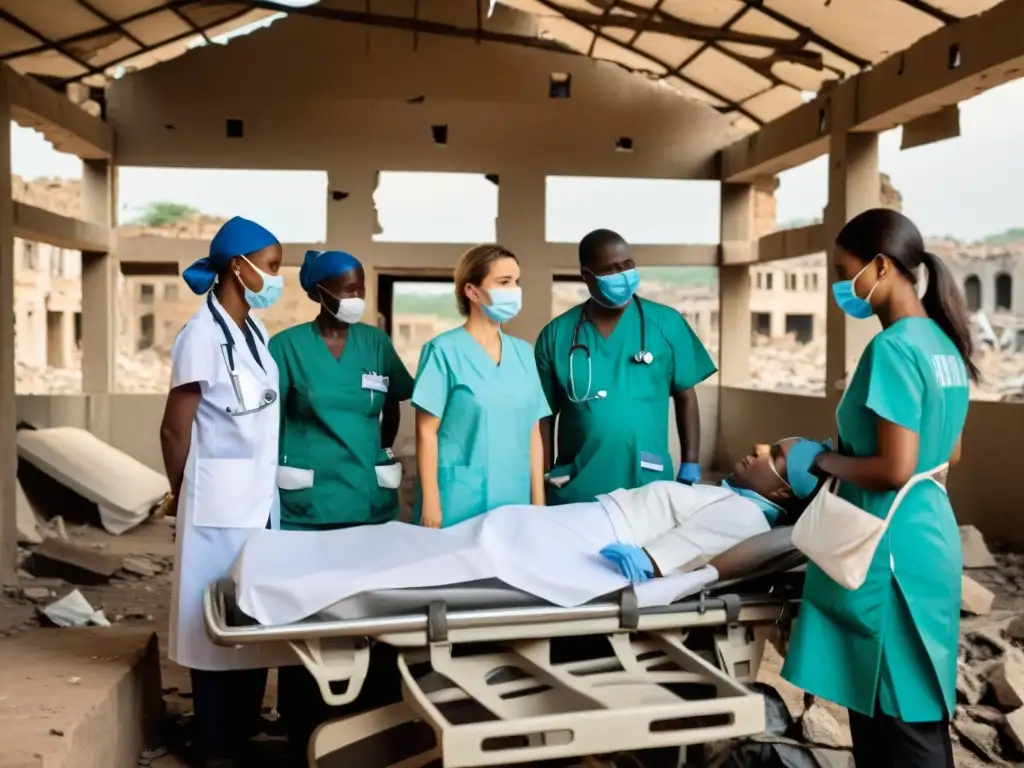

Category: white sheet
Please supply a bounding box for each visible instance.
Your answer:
[235,502,720,626]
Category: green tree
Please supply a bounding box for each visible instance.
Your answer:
[132,201,199,227]
[982,228,1024,245]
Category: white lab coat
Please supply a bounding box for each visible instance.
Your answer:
[168,295,294,671]
[235,483,770,627]
[600,482,771,575]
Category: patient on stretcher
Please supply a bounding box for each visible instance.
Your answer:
[233,437,825,626]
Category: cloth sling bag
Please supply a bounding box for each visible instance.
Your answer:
[791,462,948,590]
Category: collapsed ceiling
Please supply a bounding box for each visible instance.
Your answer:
[0,0,1007,130]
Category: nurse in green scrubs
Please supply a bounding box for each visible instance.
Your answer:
[535,229,717,505]
[270,250,412,762]
[782,209,974,768]
[269,250,414,531]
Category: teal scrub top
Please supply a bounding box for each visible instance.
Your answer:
[270,322,414,531]
[535,299,716,505]
[783,317,970,722]
[411,327,551,528]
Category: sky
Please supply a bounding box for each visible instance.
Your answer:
[10,68,1024,245]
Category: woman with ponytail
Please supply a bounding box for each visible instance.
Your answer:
[781,208,972,767]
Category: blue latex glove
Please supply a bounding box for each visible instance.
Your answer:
[600,543,655,583]
[677,462,701,485]
[786,439,829,499]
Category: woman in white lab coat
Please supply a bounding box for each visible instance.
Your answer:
[159,215,295,767]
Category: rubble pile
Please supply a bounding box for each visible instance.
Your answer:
[16,346,172,394]
[748,335,827,395]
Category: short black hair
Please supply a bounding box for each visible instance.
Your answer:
[579,228,627,268]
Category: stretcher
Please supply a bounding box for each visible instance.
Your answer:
[204,527,806,767]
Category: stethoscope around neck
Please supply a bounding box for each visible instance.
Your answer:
[567,296,652,404]
[206,293,278,416]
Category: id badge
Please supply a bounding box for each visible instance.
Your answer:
[640,451,664,472]
[361,373,390,393]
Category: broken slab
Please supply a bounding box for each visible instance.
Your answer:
[16,478,44,545]
[755,640,807,719]
[17,426,170,536]
[961,525,998,569]
[986,649,1024,710]
[0,627,161,768]
[963,575,996,616]
[1005,707,1024,751]
[27,538,123,585]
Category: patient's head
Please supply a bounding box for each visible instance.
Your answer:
[728,438,825,521]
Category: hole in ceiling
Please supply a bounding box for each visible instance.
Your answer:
[615,136,634,152]
[549,72,572,99]
[431,124,448,146]
[948,44,961,70]
[331,190,349,201]
[407,95,425,104]
[485,174,500,186]
[226,118,244,138]
[164,124,176,131]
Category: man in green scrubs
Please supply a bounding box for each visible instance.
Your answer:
[535,229,717,505]
[270,250,414,530]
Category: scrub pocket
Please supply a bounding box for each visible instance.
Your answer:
[437,465,487,527]
[277,466,314,491]
[191,458,265,528]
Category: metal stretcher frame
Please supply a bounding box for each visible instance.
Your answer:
[204,577,801,767]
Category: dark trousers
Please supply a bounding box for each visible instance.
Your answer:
[849,703,954,768]
[278,643,403,766]
[190,667,268,760]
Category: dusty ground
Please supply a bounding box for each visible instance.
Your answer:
[0,518,288,767]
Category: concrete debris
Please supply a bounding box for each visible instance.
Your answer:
[40,589,110,628]
[800,703,852,749]
[1005,707,1024,751]
[122,557,162,579]
[756,641,807,719]
[963,575,996,616]
[28,537,124,584]
[985,649,1024,709]
[963,526,999,569]
[952,710,1007,765]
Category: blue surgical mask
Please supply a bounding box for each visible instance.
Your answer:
[721,478,786,527]
[831,262,877,320]
[591,268,640,309]
[482,287,522,323]
[238,257,284,310]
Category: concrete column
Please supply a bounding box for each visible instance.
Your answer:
[718,183,754,389]
[0,79,16,583]
[824,86,882,411]
[496,172,548,343]
[81,159,116,394]
[326,169,378,314]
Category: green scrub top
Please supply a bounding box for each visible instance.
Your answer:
[782,317,970,722]
[535,298,716,505]
[411,327,551,528]
[270,321,414,531]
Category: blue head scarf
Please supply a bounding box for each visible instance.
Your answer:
[182,216,280,295]
[299,249,362,300]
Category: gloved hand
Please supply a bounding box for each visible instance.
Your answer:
[786,439,830,499]
[677,462,701,485]
[599,543,655,583]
